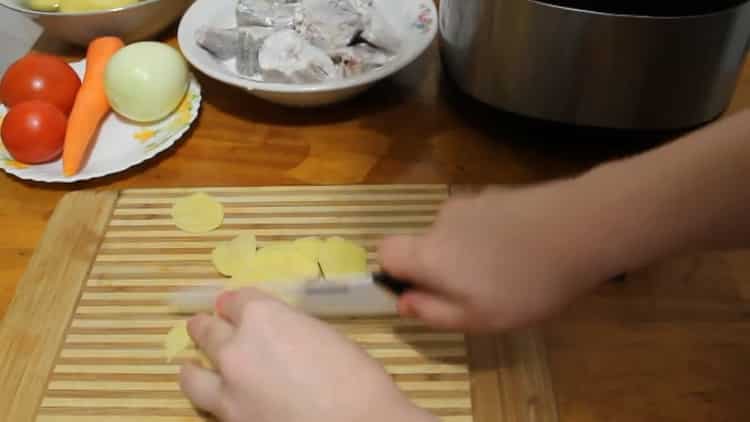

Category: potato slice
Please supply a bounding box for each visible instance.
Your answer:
[211,242,233,276]
[293,236,323,262]
[211,233,258,277]
[228,233,257,271]
[171,193,224,233]
[231,244,320,286]
[164,320,193,363]
[257,241,294,253]
[319,236,368,278]
[164,320,213,367]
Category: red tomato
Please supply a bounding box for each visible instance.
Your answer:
[0,54,81,114]
[1,100,67,164]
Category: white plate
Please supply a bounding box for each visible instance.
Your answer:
[177,0,437,106]
[0,59,202,183]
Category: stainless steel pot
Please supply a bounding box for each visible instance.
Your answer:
[440,0,750,130]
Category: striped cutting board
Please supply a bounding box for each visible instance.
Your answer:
[0,185,558,422]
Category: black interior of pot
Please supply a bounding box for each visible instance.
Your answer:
[537,0,749,16]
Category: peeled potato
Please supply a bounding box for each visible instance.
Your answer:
[319,236,368,278]
[171,193,224,234]
[293,236,323,262]
[26,0,59,11]
[59,0,138,13]
[231,244,320,286]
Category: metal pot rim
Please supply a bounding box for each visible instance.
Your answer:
[528,0,750,20]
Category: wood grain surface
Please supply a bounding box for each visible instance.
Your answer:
[0,184,554,422]
[0,191,118,422]
[2,24,750,422]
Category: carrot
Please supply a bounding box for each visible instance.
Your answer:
[63,36,124,176]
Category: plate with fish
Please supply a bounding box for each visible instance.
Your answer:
[178,0,437,106]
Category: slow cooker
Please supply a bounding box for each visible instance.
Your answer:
[440,0,750,130]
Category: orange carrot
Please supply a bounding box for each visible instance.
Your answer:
[63,36,124,176]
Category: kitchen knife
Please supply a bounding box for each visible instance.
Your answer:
[167,272,413,317]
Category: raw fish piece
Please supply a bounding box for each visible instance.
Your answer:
[236,27,275,77]
[348,0,373,10]
[295,0,363,52]
[331,44,392,77]
[359,0,401,52]
[196,26,240,60]
[237,0,301,28]
[258,29,339,83]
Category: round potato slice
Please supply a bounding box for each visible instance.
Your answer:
[164,320,193,363]
[171,193,224,234]
[256,241,294,253]
[293,236,323,263]
[163,320,212,368]
[211,242,234,277]
[319,236,368,278]
[212,233,258,276]
[231,244,320,286]
[228,232,257,272]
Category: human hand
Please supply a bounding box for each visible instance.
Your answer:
[379,182,614,332]
[179,288,436,422]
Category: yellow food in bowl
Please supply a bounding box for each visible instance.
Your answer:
[25,0,141,12]
[26,0,59,11]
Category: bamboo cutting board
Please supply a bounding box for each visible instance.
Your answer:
[0,185,558,422]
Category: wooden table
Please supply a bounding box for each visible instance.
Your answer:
[3,31,750,421]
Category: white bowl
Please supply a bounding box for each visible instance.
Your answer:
[0,0,193,46]
[178,0,438,107]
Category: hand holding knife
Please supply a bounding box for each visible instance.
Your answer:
[168,271,413,317]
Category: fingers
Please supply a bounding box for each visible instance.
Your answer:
[180,362,224,416]
[188,314,234,361]
[218,288,279,326]
[399,291,468,331]
[378,235,431,283]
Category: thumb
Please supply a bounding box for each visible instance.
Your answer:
[378,235,433,286]
[399,291,468,331]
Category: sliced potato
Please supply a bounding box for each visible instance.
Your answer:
[171,193,224,234]
[293,236,323,262]
[257,241,294,253]
[164,320,193,363]
[231,244,320,286]
[211,242,234,276]
[228,232,257,273]
[319,236,368,278]
[163,320,213,368]
[211,233,258,277]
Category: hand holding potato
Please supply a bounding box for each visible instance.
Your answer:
[180,289,436,422]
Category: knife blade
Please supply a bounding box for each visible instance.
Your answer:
[167,272,413,317]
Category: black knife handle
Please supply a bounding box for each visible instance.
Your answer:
[373,272,413,296]
[374,272,627,296]
[610,273,628,283]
